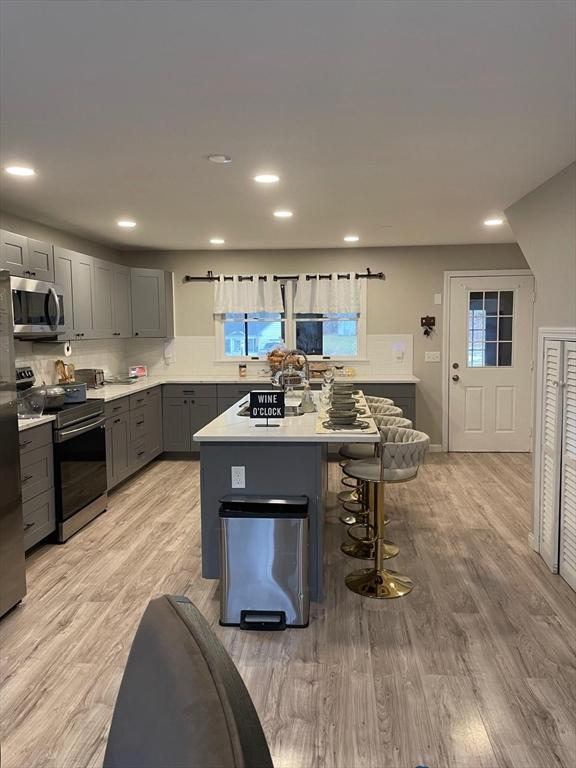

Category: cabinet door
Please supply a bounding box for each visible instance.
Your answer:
[27,239,55,282]
[162,398,191,451]
[92,258,115,338]
[559,341,576,590]
[147,392,163,458]
[131,268,166,337]
[106,413,131,489]
[112,264,132,338]
[0,230,28,277]
[189,397,218,449]
[54,247,74,336]
[71,252,95,339]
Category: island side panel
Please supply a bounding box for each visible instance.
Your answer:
[199,441,327,601]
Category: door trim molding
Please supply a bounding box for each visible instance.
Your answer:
[441,269,533,452]
[532,327,576,555]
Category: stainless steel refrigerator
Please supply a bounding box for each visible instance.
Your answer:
[0,269,26,617]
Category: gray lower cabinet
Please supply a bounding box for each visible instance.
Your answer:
[105,388,163,490]
[106,412,131,489]
[357,383,416,424]
[216,383,273,415]
[19,424,56,551]
[162,390,218,452]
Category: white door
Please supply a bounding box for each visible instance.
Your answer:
[448,274,534,451]
[559,341,576,590]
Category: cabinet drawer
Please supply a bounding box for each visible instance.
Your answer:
[131,439,149,472]
[130,406,149,440]
[20,445,54,502]
[105,397,130,419]
[162,384,216,398]
[129,386,161,409]
[23,489,56,551]
[18,423,52,455]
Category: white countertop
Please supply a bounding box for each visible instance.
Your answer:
[193,393,380,444]
[18,414,56,432]
[86,373,419,403]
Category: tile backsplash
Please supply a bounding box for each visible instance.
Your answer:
[15,333,413,382]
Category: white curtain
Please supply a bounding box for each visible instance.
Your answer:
[293,272,360,314]
[213,274,284,315]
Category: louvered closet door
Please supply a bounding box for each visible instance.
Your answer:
[559,342,576,589]
[539,339,562,571]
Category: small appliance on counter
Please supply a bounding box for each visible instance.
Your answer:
[74,368,105,388]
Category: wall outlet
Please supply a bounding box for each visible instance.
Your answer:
[425,351,441,362]
[231,466,246,488]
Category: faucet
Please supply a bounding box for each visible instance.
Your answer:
[273,349,310,390]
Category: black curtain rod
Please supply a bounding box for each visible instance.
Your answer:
[184,268,385,283]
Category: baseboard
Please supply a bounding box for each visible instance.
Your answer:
[429,444,443,452]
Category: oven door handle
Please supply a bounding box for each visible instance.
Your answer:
[54,417,105,443]
[49,287,61,330]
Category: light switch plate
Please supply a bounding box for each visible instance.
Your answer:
[231,466,246,488]
[434,293,442,305]
[425,351,441,362]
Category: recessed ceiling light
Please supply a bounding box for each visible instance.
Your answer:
[254,173,280,184]
[117,220,137,228]
[210,238,225,245]
[343,234,360,243]
[206,154,232,164]
[4,165,35,177]
[484,217,504,227]
[273,210,293,218]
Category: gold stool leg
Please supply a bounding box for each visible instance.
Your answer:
[341,482,398,560]
[345,482,413,598]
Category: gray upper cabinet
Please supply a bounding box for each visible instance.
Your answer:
[131,268,174,338]
[1,230,27,276]
[112,264,132,338]
[1,231,55,281]
[92,258,115,338]
[53,247,74,336]
[71,251,95,339]
[27,239,55,282]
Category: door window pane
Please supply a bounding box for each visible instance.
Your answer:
[468,289,514,367]
[484,292,499,315]
[499,291,514,315]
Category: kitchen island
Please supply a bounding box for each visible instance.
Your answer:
[194,393,380,601]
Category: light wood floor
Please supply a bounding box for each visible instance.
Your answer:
[1,453,575,768]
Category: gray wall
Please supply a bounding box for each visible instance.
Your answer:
[123,243,528,444]
[505,162,576,331]
[0,209,124,262]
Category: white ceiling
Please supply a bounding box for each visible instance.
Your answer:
[0,0,574,251]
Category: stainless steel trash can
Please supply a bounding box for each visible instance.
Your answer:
[219,495,309,629]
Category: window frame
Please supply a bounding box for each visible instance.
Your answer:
[214,279,367,361]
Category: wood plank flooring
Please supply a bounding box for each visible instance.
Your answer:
[1,453,575,768]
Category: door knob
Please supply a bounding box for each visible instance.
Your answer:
[452,375,460,382]
[452,362,459,369]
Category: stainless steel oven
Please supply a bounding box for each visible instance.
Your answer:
[11,276,67,338]
[53,400,107,542]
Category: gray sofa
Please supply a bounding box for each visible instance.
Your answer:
[103,595,273,768]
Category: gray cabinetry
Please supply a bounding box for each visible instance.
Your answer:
[19,424,55,551]
[27,239,55,282]
[92,258,115,338]
[106,412,131,489]
[105,387,163,490]
[216,383,273,414]
[72,252,95,339]
[0,231,55,281]
[0,230,28,276]
[54,247,75,337]
[357,382,416,424]
[112,264,132,338]
[131,268,174,338]
[162,385,218,452]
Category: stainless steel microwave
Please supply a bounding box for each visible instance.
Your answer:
[11,276,67,338]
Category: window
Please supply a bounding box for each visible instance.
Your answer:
[295,313,359,357]
[468,290,514,367]
[217,280,366,360]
